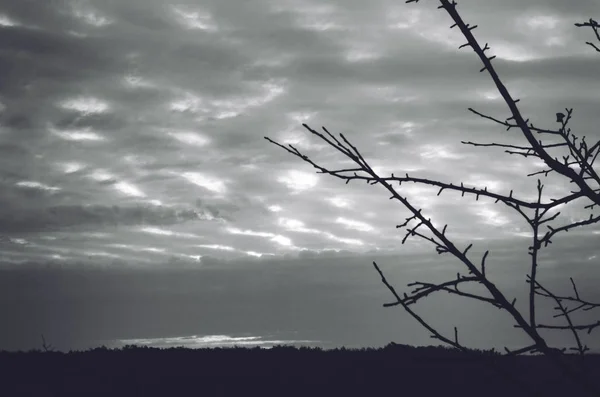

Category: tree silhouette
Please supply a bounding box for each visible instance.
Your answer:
[266,1,600,395]
[40,334,54,352]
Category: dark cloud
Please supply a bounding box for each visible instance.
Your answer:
[0,203,223,234]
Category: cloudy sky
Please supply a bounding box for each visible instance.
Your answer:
[0,0,599,352]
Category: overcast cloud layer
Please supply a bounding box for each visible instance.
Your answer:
[0,0,599,351]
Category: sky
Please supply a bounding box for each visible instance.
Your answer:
[0,0,599,352]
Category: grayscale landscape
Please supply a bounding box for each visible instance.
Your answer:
[0,0,599,396]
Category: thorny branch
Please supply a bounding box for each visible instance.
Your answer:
[575,18,600,52]
[532,277,600,333]
[524,277,592,356]
[266,0,600,395]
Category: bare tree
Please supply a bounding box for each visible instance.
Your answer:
[41,334,54,352]
[266,1,600,395]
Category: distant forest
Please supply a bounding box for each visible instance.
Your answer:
[2,343,599,397]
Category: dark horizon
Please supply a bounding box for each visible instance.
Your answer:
[5,344,600,397]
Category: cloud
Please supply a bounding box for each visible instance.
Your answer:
[0,0,597,266]
[0,203,223,234]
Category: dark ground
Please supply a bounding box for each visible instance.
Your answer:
[1,343,599,397]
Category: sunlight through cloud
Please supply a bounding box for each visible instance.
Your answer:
[276,3,343,32]
[211,80,287,119]
[327,197,350,208]
[172,6,218,31]
[524,15,560,30]
[60,96,110,115]
[417,24,463,49]
[278,129,318,150]
[226,227,295,248]
[109,244,167,254]
[278,218,305,230]
[114,181,145,198]
[387,8,421,30]
[271,235,293,246]
[226,227,273,238]
[50,126,106,142]
[491,42,539,62]
[335,217,374,233]
[139,227,199,239]
[277,218,322,234]
[16,181,60,191]
[473,203,510,227]
[142,247,166,253]
[464,174,503,191]
[85,251,121,258]
[478,90,501,101]
[0,14,19,27]
[168,131,210,147]
[287,111,316,124]
[324,232,364,246]
[403,185,439,209]
[140,227,172,236]
[419,144,463,160]
[88,169,115,182]
[277,170,318,192]
[345,48,381,63]
[67,0,112,27]
[60,162,86,174]
[123,74,156,89]
[197,244,235,251]
[170,92,205,113]
[181,172,226,194]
